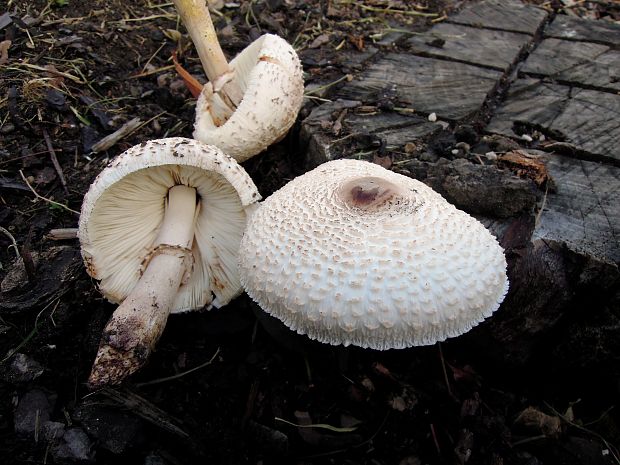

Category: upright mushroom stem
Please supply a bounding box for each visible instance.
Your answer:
[88,185,199,388]
[172,0,244,119]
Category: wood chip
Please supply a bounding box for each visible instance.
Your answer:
[0,40,11,65]
[497,150,552,188]
[90,117,142,153]
[46,228,78,240]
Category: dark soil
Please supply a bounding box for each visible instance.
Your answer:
[1,1,619,464]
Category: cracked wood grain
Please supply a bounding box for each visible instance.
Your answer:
[487,80,620,163]
[533,153,620,265]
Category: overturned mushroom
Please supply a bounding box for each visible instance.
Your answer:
[239,159,508,350]
[79,137,260,387]
[173,0,304,162]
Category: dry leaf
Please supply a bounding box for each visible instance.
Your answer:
[163,29,182,42]
[497,150,552,188]
[349,34,365,51]
[309,33,330,49]
[373,154,392,169]
[514,406,562,437]
[171,51,203,98]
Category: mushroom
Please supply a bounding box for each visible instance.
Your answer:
[173,0,304,162]
[78,137,260,387]
[238,159,508,350]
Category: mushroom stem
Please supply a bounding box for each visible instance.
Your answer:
[172,0,244,117]
[88,185,199,388]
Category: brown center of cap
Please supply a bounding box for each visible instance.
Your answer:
[340,176,402,210]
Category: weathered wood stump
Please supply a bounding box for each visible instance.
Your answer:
[300,0,620,379]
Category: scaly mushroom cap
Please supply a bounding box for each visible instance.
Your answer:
[193,34,304,162]
[239,159,508,350]
[79,137,260,312]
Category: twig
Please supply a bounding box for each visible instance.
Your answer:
[274,417,358,433]
[97,388,190,439]
[305,74,352,97]
[110,13,177,24]
[347,1,438,17]
[430,423,442,457]
[2,298,60,363]
[437,342,453,398]
[46,228,78,240]
[19,170,79,215]
[90,117,142,153]
[42,129,68,194]
[139,41,167,76]
[544,402,620,465]
[135,347,221,387]
[512,434,548,446]
[297,411,390,460]
[0,226,20,259]
[171,51,203,97]
[130,64,175,79]
[9,63,85,84]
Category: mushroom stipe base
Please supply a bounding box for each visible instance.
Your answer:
[88,185,199,388]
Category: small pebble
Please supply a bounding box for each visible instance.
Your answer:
[42,421,66,441]
[51,427,95,464]
[521,134,533,142]
[14,389,54,438]
[428,112,437,122]
[2,353,44,384]
[1,122,15,134]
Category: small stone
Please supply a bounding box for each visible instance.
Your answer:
[74,404,144,454]
[521,134,533,142]
[1,255,35,294]
[2,353,44,383]
[144,452,168,465]
[455,142,471,154]
[419,151,439,162]
[454,124,478,145]
[390,396,407,411]
[14,389,55,438]
[45,89,67,112]
[485,151,498,160]
[42,421,66,441]
[399,457,422,465]
[81,125,102,154]
[51,427,95,464]
[0,122,15,134]
[428,112,437,122]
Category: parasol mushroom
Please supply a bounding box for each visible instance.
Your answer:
[78,137,260,387]
[239,159,508,350]
[172,0,304,162]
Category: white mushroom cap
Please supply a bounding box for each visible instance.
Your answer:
[193,34,304,162]
[78,137,261,312]
[239,159,508,350]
